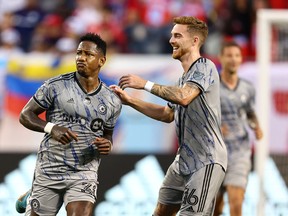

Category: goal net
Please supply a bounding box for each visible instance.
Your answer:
[255,9,288,216]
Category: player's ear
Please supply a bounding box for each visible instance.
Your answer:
[99,56,106,67]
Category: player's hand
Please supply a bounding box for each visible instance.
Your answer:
[51,125,78,145]
[118,74,147,90]
[254,127,263,140]
[110,85,132,105]
[93,137,112,155]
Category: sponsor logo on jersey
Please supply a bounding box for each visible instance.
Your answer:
[62,113,87,125]
[90,118,104,132]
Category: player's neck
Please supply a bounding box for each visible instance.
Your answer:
[181,52,201,73]
[221,71,239,89]
[76,73,100,94]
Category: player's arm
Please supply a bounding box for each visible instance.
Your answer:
[150,82,200,106]
[19,98,48,132]
[20,98,78,144]
[127,97,174,123]
[93,129,113,155]
[247,111,263,140]
[118,74,200,106]
[110,85,174,123]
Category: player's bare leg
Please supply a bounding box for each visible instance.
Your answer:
[66,201,95,216]
[30,210,39,216]
[153,202,180,216]
[213,192,225,216]
[226,185,245,216]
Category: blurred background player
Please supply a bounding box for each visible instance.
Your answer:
[213,41,263,216]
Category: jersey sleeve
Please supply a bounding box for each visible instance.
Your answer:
[186,60,217,92]
[33,81,54,109]
[104,96,122,130]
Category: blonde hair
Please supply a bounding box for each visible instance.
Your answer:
[173,16,208,46]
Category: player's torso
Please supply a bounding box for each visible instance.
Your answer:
[37,73,120,178]
[220,78,253,151]
[174,58,227,175]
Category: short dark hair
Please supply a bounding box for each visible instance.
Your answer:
[220,41,241,55]
[79,33,107,56]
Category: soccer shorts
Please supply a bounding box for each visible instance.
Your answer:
[223,150,251,189]
[158,161,225,216]
[25,173,98,215]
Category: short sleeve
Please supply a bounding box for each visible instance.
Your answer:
[186,61,217,92]
[33,81,53,109]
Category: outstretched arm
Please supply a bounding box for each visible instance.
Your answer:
[110,85,174,123]
[118,74,200,106]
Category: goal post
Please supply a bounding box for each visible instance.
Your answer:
[256,9,288,216]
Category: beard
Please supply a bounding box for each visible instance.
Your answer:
[172,50,182,60]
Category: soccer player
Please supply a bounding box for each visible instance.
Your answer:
[213,41,263,216]
[16,32,122,216]
[111,16,227,216]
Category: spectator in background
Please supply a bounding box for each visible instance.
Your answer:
[64,0,104,37]
[0,0,26,20]
[204,0,229,58]
[87,5,127,54]
[12,0,45,52]
[123,8,149,53]
[28,14,64,54]
[213,41,263,216]
[222,0,252,58]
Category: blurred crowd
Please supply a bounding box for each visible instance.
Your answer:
[0,0,288,61]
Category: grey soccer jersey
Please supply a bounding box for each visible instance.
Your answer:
[169,58,227,175]
[220,78,255,154]
[33,72,122,180]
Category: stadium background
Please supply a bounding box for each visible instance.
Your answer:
[0,0,288,215]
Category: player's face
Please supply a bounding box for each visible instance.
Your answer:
[75,41,106,78]
[169,24,194,60]
[220,46,242,74]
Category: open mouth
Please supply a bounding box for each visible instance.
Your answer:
[172,47,179,52]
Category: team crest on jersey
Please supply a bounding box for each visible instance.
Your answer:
[31,198,40,211]
[240,94,247,103]
[192,70,204,80]
[97,103,107,115]
[90,118,104,132]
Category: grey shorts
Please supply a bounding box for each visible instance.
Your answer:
[25,173,98,216]
[223,151,251,189]
[158,161,225,216]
